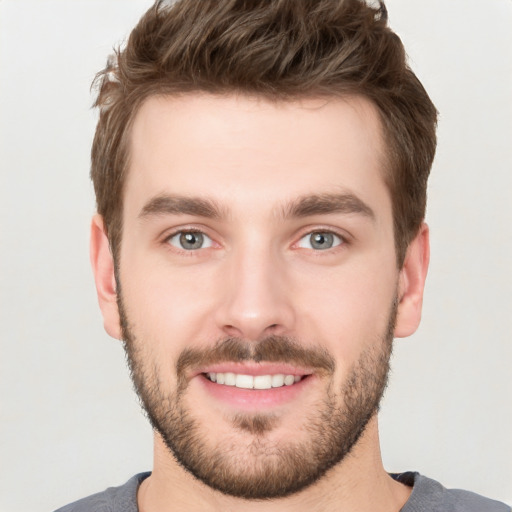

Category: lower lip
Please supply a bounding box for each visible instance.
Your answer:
[198,374,311,410]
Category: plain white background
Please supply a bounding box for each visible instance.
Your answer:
[0,1,511,510]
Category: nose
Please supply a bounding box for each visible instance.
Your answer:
[214,243,296,341]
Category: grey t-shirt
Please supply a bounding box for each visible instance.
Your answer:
[55,472,511,511]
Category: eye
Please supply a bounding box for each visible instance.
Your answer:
[297,231,343,251]
[167,231,213,251]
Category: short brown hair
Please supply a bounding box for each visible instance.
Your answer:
[91,0,437,266]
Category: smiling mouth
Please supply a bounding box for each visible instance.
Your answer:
[205,372,306,390]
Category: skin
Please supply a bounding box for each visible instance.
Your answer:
[91,93,429,512]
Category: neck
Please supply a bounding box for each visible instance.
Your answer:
[137,416,412,512]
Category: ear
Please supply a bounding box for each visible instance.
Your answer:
[90,214,122,340]
[394,223,430,338]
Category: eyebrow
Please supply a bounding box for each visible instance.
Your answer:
[139,194,226,220]
[138,192,375,222]
[279,192,375,221]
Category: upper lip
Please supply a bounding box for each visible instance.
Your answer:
[192,362,314,378]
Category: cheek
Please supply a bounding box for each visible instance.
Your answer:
[118,254,218,349]
[293,259,397,368]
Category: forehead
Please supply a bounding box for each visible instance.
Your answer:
[125,93,390,219]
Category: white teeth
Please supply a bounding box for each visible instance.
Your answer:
[235,374,254,389]
[284,375,295,386]
[224,372,236,386]
[206,372,302,389]
[271,374,284,387]
[254,375,272,390]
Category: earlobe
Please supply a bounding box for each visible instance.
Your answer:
[394,223,430,338]
[90,214,122,340]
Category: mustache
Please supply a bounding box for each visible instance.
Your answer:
[176,336,336,378]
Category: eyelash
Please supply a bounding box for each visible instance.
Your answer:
[163,228,214,254]
[294,227,349,252]
[162,227,350,254]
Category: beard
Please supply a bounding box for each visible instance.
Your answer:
[118,293,396,500]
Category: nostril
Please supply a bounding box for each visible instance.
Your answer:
[223,324,244,338]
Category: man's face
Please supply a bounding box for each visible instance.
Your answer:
[106,94,413,498]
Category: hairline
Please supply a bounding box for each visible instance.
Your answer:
[107,89,403,269]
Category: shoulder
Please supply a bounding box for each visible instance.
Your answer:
[395,472,511,512]
[54,472,150,512]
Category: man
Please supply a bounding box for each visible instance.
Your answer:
[56,0,510,511]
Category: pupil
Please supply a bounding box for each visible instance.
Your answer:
[311,232,333,250]
[180,232,203,249]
